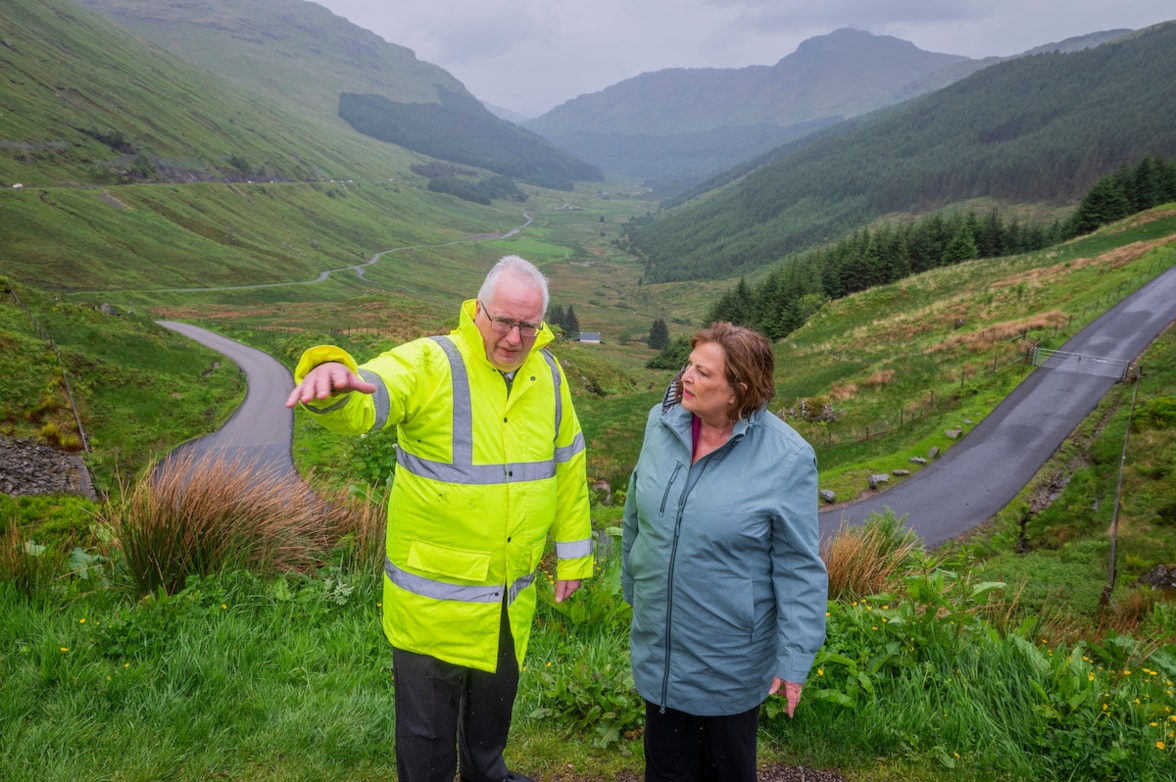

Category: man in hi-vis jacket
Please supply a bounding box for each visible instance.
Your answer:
[286,255,593,782]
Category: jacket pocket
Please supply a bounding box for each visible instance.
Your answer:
[406,539,491,583]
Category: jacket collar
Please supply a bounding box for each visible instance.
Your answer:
[660,402,759,452]
[456,298,555,372]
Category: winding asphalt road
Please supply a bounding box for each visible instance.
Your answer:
[157,321,296,476]
[159,260,1176,548]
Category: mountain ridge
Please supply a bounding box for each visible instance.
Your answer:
[525,27,1136,183]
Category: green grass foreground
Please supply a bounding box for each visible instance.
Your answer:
[2,451,1173,782]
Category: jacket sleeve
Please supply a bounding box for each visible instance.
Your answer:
[549,357,594,582]
[771,443,829,684]
[293,343,421,435]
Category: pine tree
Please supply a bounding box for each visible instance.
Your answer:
[648,318,670,350]
[564,305,580,337]
[549,304,566,330]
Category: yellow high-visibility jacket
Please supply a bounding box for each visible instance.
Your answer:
[294,299,593,672]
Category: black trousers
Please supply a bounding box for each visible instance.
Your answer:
[643,700,760,782]
[392,602,519,782]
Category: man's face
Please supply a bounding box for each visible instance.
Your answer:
[475,276,545,372]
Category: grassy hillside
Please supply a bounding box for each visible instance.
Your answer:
[73,0,602,186]
[74,0,466,122]
[630,20,1176,282]
[0,0,436,187]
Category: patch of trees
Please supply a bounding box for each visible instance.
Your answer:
[427,174,524,205]
[626,23,1176,283]
[547,304,580,336]
[645,151,1173,369]
[77,126,137,154]
[695,204,1065,343]
[338,89,603,187]
[1065,154,1176,236]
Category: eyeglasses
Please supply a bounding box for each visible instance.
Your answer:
[478,300,542,338]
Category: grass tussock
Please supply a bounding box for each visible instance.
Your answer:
[821,510,921,600]
[1,517,65,599]
[100,449,349,596]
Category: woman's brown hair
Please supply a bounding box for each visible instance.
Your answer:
[690,321,775,421]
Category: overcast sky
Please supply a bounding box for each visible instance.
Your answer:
[312,1,1174,118]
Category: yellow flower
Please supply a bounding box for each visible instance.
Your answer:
[221,603,228,610]
[79,618,86,624]
[1157,742,1165,750]
[1088,673,1095,682]
[60,647,68,652]
[817,669,824,676]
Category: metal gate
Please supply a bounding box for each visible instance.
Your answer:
[1031,347,1131,381]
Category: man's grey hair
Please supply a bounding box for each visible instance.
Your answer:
[478,255,550,314]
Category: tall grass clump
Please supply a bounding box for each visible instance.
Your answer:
[1,515,65,601]
[100,449,344,595]
[821,507,921,599]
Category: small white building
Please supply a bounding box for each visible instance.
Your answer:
[578,332,601,344]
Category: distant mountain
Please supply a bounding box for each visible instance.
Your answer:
[525,27,1137,185]
[625,21,1176,282]
[525,29,968,181]
[73,0,601,185]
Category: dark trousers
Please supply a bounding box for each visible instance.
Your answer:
[392,602,519,782]
[643,700,759,782]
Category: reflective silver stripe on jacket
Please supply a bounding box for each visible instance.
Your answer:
[385,558,538,605]
[556,538,593,560]
[359,368,390,431]
[300,368,391,428]
[393,336,580,485]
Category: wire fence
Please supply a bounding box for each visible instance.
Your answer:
[4,279,92,460]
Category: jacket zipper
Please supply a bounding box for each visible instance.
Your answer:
[659,460,690,713]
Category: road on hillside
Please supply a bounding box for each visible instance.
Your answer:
[157,321,296,475]
[819,261,1176,547]
[161,261,1176,547]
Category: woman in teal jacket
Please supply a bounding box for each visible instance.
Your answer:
[621,321,828,781]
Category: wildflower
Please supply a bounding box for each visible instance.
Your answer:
[817,669,824,676]
[79,618,86,624]
[221,603,228,610]
[60,647,68,652]
[1088,673,1095,682]
[1158,742,1166,750]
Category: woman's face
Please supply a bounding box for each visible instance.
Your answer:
[681,341,737,424]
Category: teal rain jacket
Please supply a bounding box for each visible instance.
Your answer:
[621,401,828,716]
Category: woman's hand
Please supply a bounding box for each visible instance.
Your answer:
[769,677,804,717]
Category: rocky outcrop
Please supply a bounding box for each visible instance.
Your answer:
[0,437,96,499]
